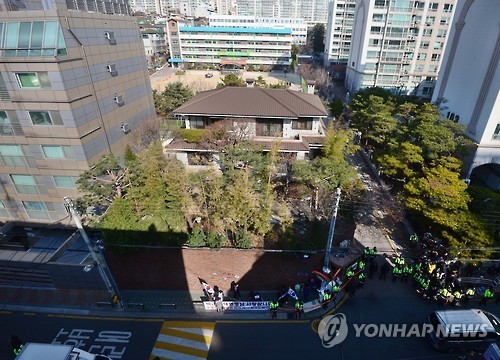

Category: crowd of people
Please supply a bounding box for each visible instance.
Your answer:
[390,234,498,306]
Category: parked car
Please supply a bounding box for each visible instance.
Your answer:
[205,73,213,78]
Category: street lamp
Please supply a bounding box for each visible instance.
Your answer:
[323,188,342,274]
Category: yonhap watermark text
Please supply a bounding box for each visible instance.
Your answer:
[318,313,488,348]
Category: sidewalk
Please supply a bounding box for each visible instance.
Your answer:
[0,287,342,320]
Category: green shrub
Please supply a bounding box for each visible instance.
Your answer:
[177,128,205,143]
[187,227,205,247]
[206,232,225,248]
[175,71,186,75]
[234,229,252,249]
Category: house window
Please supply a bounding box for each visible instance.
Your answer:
[493,124,500,140]
[292,119,313,130]
[41,145,74,159]
[10,174,38,194]
[16,72,51,88]
[53,175,76,188]
[189,116,206,129]
[0,144,25,166]
[256,119,283,137]
[22,201,49,220]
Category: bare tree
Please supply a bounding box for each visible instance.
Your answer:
[296,64,330,96]
[201,118,254,151]
[130,116,161,152]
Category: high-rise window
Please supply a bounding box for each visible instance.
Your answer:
[41,145,75,159]
[29,111,52,125]
[0,21,67,57]
[22,201,49,220]
[443,4,453,12]
[53,175,76,188]
[0,201,8,218]
[431,54,440,61]
[428,3,438,11]
[0,111,12,135]
[0,144,25,166]
[10,174,38,194]
[16,72,51,88]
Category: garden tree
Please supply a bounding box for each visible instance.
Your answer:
[153,82,194,117]
[127,143,188,236]
[216,74,246,88]
[99,197,139,248]
[329,99,343,118]
[291,43,301,63]
[220,142,270,186]
[296,64,330,95]
[124,144,136,164]
[306,23,325,53]
[221,169,271,245]
[350,94,397,147]
[188,170,226,235]
[378,141,424,182]
[129,116,161,152]
[411,104,474,161]
[255,75,266,87]
[404,157,470,233]
[200,118,253,151]
[293,122,358,215]
[76,154,131,210]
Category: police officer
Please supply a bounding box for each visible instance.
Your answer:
[453,290,463,306]
[462,287,475,305]
[392,266,401,282]
[295,300,303,319]
[270,299,279,319]
[439,287,451,305]
[346,268,354,279]
[323,291,331,310]
[402,264,412,283]
[358,272,366,288]
[480,287,494,305]
[370,247,377,259]
[358,259,365,271]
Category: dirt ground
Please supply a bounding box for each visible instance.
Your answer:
[106,248,324,294]
[150,69,302,93]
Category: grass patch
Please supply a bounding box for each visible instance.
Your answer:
[177,128,205,143]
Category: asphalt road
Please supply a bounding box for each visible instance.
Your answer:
[2,276,498,360]
[0,311,161,360]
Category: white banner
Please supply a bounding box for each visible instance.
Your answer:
[203,301,270,311]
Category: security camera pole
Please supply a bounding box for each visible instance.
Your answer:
[323,188,342,274]
[64,197,124,308]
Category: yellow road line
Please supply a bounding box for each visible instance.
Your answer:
[23,312,36,316]
[154,340,208,358]
[161,328,212,343]
[0,311,12,315]
[165,321,214,329]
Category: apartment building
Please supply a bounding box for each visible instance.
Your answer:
[129,0,169,14]
[324,0,356,66]
[0,0,156,223]
[234,0,329,25]
[138,18,168,63]
[431,0,500,189]
[345,0,456,98]
[209,14,307,45]
[167,19,292,69]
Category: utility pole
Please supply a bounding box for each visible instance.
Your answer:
[323,188,342,274]
[64,197,124,308]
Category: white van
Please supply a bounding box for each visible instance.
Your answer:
[15,343,111,360]
[427,309,500,352]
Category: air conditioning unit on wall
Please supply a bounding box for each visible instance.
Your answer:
[114,95,124,106]
[121,123,130,134]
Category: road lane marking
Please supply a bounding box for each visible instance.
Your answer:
[46,314,161,322]
[151,321,215,360]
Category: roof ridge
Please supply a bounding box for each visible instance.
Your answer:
[261,88,300,117]
[286,89,328,114]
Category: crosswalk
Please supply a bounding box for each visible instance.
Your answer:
[150,321,215,360]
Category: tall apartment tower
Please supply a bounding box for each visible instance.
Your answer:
[0,0,156,223]
[324,0,356,67]
[234,0,329,24]
[345,0,456,98]
[431,0,500,188]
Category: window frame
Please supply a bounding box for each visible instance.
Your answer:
[29,111,52,125]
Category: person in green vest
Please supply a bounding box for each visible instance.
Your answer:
[269,299,279,319]
[480,287,495,305]
[358,272,366,288]
[453,290,463,306]
[346,268,354,279]
[294,300,303,319]
[358,260,365,271]
[392,266,401,282]
[402,264,412,283]
[323,291,331,310]
[462,287,475,305]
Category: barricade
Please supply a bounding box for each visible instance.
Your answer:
[159,303,177,309]
[126,302,145,310]
[203,301,270,311]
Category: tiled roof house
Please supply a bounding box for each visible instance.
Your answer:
[168,87,328,167]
